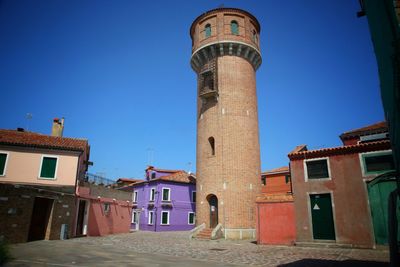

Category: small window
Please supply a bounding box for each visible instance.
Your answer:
[103,203,111,213]
[151,172,156,179]
[192,191,196,203]
[39,156,58,179]
[202,71,214,92]
[162,188,170,201]
[205,23,211,38]
[132,191,138,203]
[261,175,266,185]
[161,211,169,225]
[149,188,156,201]
[231,20,239,35]
[306,159,330,179]
[208,137,215,156]
[285,175,291,184]
[148,211,154,225]
[188,212,195,225]
[252,30,257,43]
[131,211,137,223]
[362,152,394,175]
[0,152,8,176]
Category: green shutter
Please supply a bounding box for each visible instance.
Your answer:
[40,157,57,178]
[0,153,7,175]
[162,212,168,224]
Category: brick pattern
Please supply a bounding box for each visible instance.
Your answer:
[192,8,262,235]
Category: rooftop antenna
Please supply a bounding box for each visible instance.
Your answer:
[187,162,192,174]
[25,113,33,131]
[147,148,154,166]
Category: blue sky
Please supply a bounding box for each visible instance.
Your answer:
[0,0,384,179]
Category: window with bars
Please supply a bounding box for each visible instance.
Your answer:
[306,159,330,179]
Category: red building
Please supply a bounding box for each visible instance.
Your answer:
[256,167,296,245]
[289,122,395,248]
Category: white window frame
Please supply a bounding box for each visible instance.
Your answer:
[132,191,138,203]
[0,151,9,177]
[304,157,331,182]
[359,150,393,177]
[191,191,196,203]
[148,211,154,225]
[188,212,195,225]
[38,155,59,180]
[132,211,138,223]
[103,202,111,213]
[149,188,156,201]
[162,187,171,201]
[161,210,170,225]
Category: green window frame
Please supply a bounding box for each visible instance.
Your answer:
[0,152,8,176]
[231,20,239,35]
[39,156,58,179]
[205,24,211,38]
[361,151,394,175]
[161,211,169,225]
[188,212,195,225]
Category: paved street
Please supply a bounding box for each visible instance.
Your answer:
[7,231,389,267]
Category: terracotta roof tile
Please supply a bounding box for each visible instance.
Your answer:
[256,193,294,203]
[262,166,289,175]
[133,171,196,186]
[116,178,143,183]
[340,121,387,140]
[288,140,391,160]
[0,129,88,152]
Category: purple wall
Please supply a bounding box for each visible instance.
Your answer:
[131,180,196,231]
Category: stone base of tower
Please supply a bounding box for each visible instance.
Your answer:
[224,228,256,240]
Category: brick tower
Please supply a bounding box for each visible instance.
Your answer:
[190,8,262,239]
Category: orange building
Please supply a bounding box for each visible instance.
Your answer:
[256,166,296,245]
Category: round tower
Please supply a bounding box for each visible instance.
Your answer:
[190,7,262,239]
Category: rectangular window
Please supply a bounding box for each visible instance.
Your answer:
[261,175,266,185]
[132,191,138,203]
[306,159,330,179]
[188,212,195,225]
[362,151,395,175]
[192,191,196,203]
[149,188,156,201]
[0,152,8,176]
[148,211,154,225]
[162,188,170,201]
[161,211,169,225]
[39,156,58,179]
[131,211,137,223]
[285,175,291,184]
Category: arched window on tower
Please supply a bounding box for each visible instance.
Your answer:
[231,20,239,35]
[205,24,211,38]
[208,137,215,156]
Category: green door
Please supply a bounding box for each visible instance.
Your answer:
[310,194,335,240]
[367,177,397,245]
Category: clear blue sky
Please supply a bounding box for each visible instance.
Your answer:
[0,0,384,180]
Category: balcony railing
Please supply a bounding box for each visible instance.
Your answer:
[85,173,115,186]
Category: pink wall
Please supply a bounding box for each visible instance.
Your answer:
[87,199,132,236]
[256,201,296,245]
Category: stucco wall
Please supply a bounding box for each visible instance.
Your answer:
[0,147,79,186]
[291,153,375,248]
[261,173,291,194]
[256,201,295,245]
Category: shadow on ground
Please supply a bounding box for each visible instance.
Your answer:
[278,259,388,267]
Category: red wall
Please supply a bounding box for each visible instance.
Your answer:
[261,173,291,194]
[87,200,132,236]
[256,201,296,245]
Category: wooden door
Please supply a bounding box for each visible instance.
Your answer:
[28,197,54,241]
[310,194,335,240]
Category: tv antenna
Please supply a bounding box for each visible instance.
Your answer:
[25,113,33,130]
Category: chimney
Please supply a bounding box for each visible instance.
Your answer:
[51,117,64,137]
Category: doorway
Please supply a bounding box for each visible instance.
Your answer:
[76,199,89,236]
[28,197,54,241]
[207,194,218,228]
[310,193,335,240]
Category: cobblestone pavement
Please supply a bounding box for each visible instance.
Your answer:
[8,231,389,267]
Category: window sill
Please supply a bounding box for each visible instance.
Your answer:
[306,177,331,181]
[38,177,57,180]
[160,224,170,226]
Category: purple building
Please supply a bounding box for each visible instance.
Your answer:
[131,166,196,231]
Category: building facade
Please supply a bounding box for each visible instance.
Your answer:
[0,119,90,243]
[130,167,196,232]
[289,122,395,248]
[190,7,262,239]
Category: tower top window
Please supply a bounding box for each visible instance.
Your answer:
[231,20,239,35]
[205,24,211,38]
